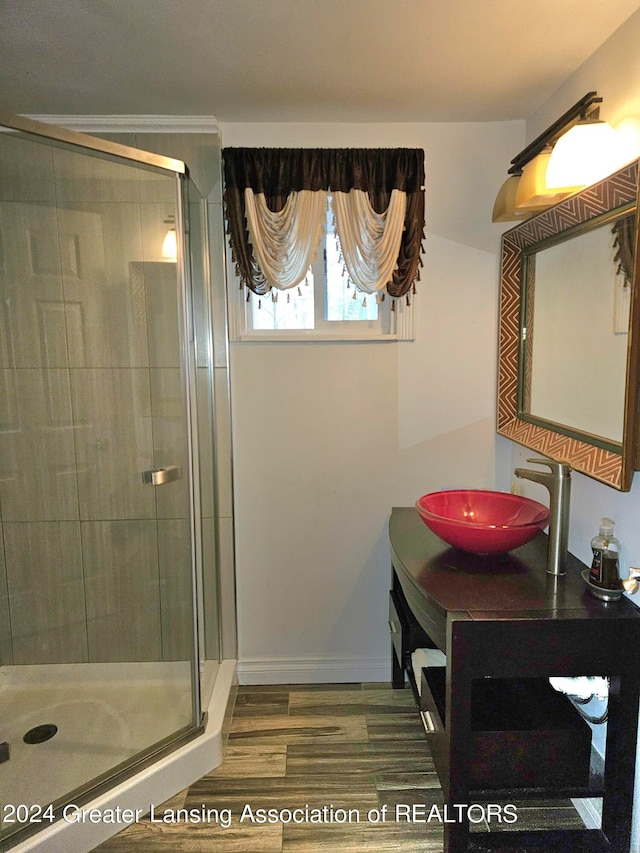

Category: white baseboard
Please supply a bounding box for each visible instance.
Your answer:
[571,797,601,830]
[237,656,391,685]
[571,741,604,832]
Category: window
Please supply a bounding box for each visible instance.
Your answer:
[223,146,424,342]
[232,199,396,340]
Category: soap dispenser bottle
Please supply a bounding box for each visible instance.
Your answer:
[589,518,621,590]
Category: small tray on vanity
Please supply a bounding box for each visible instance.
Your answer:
[581,569,624,602]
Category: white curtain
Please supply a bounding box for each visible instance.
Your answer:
[244,188,327,291]
[332,188,407,294]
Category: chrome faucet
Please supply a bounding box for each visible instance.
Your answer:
[514,457,571,576]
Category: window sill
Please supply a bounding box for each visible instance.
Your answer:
[233,332,399,343]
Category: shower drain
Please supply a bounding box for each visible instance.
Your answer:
[23,724,58,744]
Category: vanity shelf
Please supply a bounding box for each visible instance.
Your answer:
[419,666,591,791]
[389,506,640,853]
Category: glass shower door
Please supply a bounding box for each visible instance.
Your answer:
[0,124,202,844]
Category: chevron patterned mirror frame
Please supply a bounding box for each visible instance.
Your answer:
[497,159,640,491]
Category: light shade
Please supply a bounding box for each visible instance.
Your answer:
[162,227,177,261]
[546,120,624,189]
[514,149,580,212]
[492,175,530,222]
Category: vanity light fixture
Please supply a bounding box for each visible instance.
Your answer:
[492,92,605,223]
[546,118,626,189]
[492,175,530,222]
[162,215,178,262]
[514,147,581,213]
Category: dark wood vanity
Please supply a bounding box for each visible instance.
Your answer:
[389,507,640,852]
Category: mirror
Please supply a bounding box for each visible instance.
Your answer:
[498,159,640,491]
[521,209,634,447]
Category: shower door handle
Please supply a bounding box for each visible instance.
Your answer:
[142,465,182,486]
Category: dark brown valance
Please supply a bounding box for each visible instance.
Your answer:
[223,147,425,298]
[612,212,635,287]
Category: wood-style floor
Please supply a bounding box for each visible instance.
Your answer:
[92,683,585,852]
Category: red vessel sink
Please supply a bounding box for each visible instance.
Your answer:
[415,489,550,555]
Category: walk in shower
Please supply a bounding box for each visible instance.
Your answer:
[0,116,225,850]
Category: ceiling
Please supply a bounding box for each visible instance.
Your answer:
[1,0,640,123]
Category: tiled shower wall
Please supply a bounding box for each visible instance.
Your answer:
[126,130,237,663]
[0,128,230,666]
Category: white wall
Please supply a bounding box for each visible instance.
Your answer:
[527,8,640,163]
[516,7,640,649]
[221,11,640,832]
[221,120,523,683]
[512,9,640,849]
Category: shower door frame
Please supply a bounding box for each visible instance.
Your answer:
[0,114,207,844]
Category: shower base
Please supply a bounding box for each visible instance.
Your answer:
[0,661,194,832]
[6,659,234,853]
